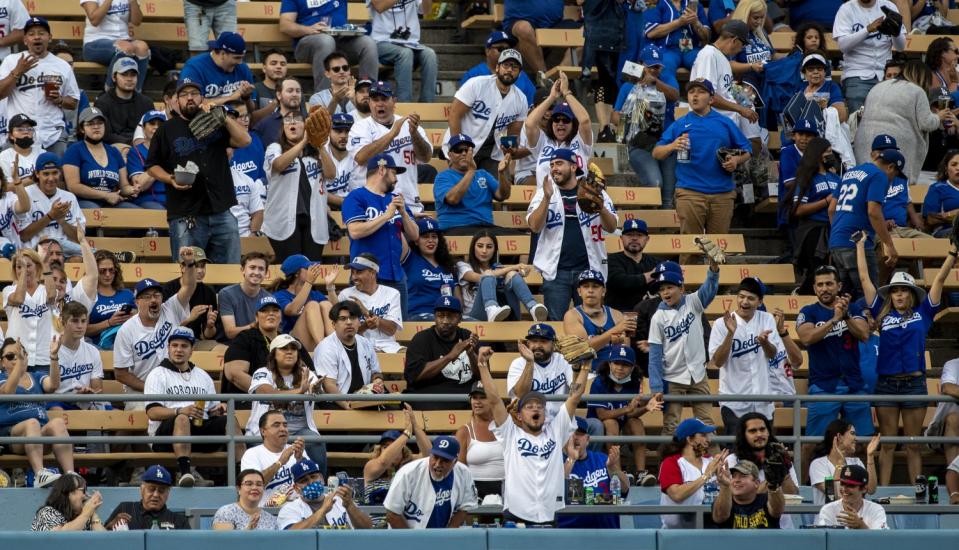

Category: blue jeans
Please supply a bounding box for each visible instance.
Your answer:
[169,210,241,264]
[376,42,438,102]
[78,199,141,209]
[82,41,150,92]
[829,245,877,302]
[183,0,237,52]
[629,146,677,209]
[842,77,878,114]
[381,277,409,321]
[660,47,700,90]
[292,426,327,476]
[468,274,538,320]
[805,381,874,436]
[584,417,605,452]
[541,269,583,321]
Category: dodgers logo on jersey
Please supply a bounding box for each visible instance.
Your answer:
[133,321,174,360]
[434,488,452,507]
[18,303,48,319]
[731,335,761,358]
[517,437,557,459]
[880,311,923,331]
[574,467,609,488]
[663,312,696,343]
[60,362,95,382]
[850,22,883,41]
[403,501,424,521]
[470,100,492,121]
[545,209,563,230]
[531,373,568,394]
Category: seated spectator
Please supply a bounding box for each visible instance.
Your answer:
[252,77,306,145]
[94,57,155,147]
[85,250,135,349]
[179,32,256,110]
[31,473,106,531]
[506,324,572,422]
[4,249,58,372]
[403,218,459,321]
[558,417,628,529]
[453,381,505,499]
[834,0,905,113]
[587,345,663,485]
[240,410,308,506]
[162,247,219,343]
[48,41,89,148]
[363,408,433,505]
[809,419,879,505]
[182,0,236,54]
[658,419,728,529]
[793,22,830,68]
[337,254,403,353]
[49,302,105,410]
[278,459,374,529]
[247,334,327,475]
[103,465,190,530]
[383,436,477,528]
[352,78,373,120]
[80,0,150,92]
[272,255,336,350]
[63,107,138,209]
[815,464,888,529]
[434,135,514,235]
[524,75,594,186]
[145,327,243,487]
[125,110,167,209]
[798,53,848,124]
[0,337,71,487]
[368,0,437,103]
[564,270,634,351]
[503,0,582,85]
[212,469,279,530]
[459,31,536,107]
[308,52,358,113]
[645,0,710,91]
[404,296,479,410]
[921,150,959,238]
[253,49,290,109]
[0,114,46,186]
[218,252,272,342]
[708,459,784,529]
[17,153,85,256]
[315,301,384,406]
[325,113,357,207]
[729,0,784,79]
[456,230,545,322]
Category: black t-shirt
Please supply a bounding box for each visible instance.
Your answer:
[145,112,237,219]
[221,328,316,409]
[707,493,780,529]
[557,187,589,272]
[605,251,662,312]
[105,501,190,530]
[403,327,476,410]
[296,158,312,216]
[162,277,220,340]
[346,344,363,393]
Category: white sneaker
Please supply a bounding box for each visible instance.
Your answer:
[177,473,195,488]
[636,471,658,487]
[530,303,548,322]
[486,305,511,322]
[35,468,61,488]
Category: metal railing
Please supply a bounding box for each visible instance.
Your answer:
[1,392,958,486]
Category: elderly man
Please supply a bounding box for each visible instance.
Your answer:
[709,459,785,529]
[816,464,888,529]
[606,219,662,312]
[557,417,629,528]
[315,300,385,408]
[278,459,374,529]
[104,465,190,530]
[240,409,308,506]
[179,32,256,111]
[460,31,536,107]
[384,436,478,528]
[506,323,573,422]
[434,134,514,235]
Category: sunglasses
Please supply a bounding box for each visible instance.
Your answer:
[2,353,17,361]
[98,267,116,274]
[330,65,350,73]
[553,117,572,124]
[450,147,471,154]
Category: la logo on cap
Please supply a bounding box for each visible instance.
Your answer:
[156,469,164,479]
[885,136,892,144]
[619,347,627,357]
[377,158,387,167]
[443,298,450,305]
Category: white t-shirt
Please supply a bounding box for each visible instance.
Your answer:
[948,454,959,476]
[816,498,888,529]
[240,443,311,507]
[277,494,352,529]
[491,409,574,523]
[833,0,905,82]
[15,185,85,249]
[443,75,527,161]
[313,333,380,394]
[0,147,45,184]
[143,362,219,436]
[367,0,423,49]
[336,285,403,353]
[230,167,265,237]
[0,53,80,148]
[113,295,190,391]
[708,311,776,418]
[0,1,29,59]
[505,353,573,422]
[347,114,430,214]
[81,0,132,44]
[247,367,320,436]
[55,339,104,397]
[2,284,52,367]
[325,145,358,198]
[809,456,864,505]
[659,453,716,528]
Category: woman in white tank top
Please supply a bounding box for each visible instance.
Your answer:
[454,381,505,498]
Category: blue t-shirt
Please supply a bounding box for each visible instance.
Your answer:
[503,0,563,29]
[425,473,455,528]
[828,163,890,249]
[556,450,620,529]
[798,172,840,223]
[126,142,166,206]
[644,0,709,50]
[788,0,843,26]
[459,63,536,108]
[921,180,959,234]
[433,168,499,230]
[735,31,773,65]
[90,289,136,326]
[274,288,329,334]
[814,81,844,106]
[231,133,268,192]
[869,294,939,376]
[797,301,865,392]
[0,371,48,427]
[586,375,641,420]
[279,0,347,47]
[62,141,125,193]
[179,53,258,100]
[882,176,910,227]
[614,82,676,129]
[707,0,735,29]
[402,251,456,317]
[657,108,751,194]
[342,187,412,282]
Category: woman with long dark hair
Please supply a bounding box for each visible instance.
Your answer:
[808,418,878,505]
[922,150,959,237]
[363,404,432,505]
[923,38,959,170]
[788,137,839,294]
[455,229,545,321]
[403,217,459,320]
[31,473,106,531]
[85,249,135,348]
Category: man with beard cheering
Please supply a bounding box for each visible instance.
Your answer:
[506,324,574,422]
[145,80,252,264]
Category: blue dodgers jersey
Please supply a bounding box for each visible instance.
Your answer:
[402,251,456,317]
[799,172,840,224]
[179,54,259,100]
[657,109,751,195]
[90,289,136,326]
[796,301,865,391]
[881,175,909,227]
[231,133,267,192]
[828,163,890,249]
[274,288,328,333]
[869,295,939,376]
[280,0,347,26]
[433,168,499,230]
[0,371,47,427]
[557,451,620,529]
[586,375,640,419]
[425,473,455,528]
[341,187,409,282]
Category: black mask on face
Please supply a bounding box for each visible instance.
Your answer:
[84,136,103,145]
[825,153,842,173]
[13,137,33,149]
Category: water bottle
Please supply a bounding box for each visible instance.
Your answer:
[610,476,622,505]
[676,133,690,163]
[824,476,836,503]
[151,519,160,530]
[145,227,159,238]
[585,486,595,505]
[702,480,719,506]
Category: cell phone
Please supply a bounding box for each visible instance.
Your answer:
[119,304,134,314]
[500,135,518,149]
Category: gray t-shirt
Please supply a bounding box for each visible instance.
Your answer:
[217,285,272,338]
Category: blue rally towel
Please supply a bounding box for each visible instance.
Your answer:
[761,50,803,113]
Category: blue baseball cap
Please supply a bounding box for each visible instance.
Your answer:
[280,254,316,276]
[549,148,583,175]
[369,81,393,98]
[223,103,239,116]
[366,153,407,174]
[142,465,173,486]
[574,416,589,433]
[134,278,163,298]
[112,56,139,75]
[639,44,665,67]
[738,276,765,299]
[34,152,61,172]
[176,79,202,95]
[485,30,517,49]
[256,295,281,312]
[140,110,167,125]
[872,134,898,151]
[879,148,905,173]
[380,429,403,443]
[348,253,380,273]
[434,295,462,313]
[208,31,246,54]
[526,323,556,341]
[550,103,575,120]
[447,133,475,149]
[605,344,636,366]
[578,269,605,286]
[23,16,50,32]
[622,219,649,235]
[675,418,717,440]
[331,113,354,129]
[792,118,819,135]
[168,327,196,344]
[291,459,321,482]
[654,260,683,276]
[430,436,460,461]
[687,78,715,96]
[416,217,441,234]
[649,270,684,292]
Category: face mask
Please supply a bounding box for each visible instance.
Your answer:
[13,137,33,149]
[301,480,326,501]
[825,154,842,172]
[84,136,103,145]
[609,373,632,384]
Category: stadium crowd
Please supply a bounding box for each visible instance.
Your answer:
[1,0,959,533]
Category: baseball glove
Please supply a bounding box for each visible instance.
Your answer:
[555,335,596,367]
[763,442,791,489]
[878,6,903,36]
[305,105,332,148]
[577,162,606,214]
[188,105,227,140]
[695,236,726,264]
[716,147,748,165]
